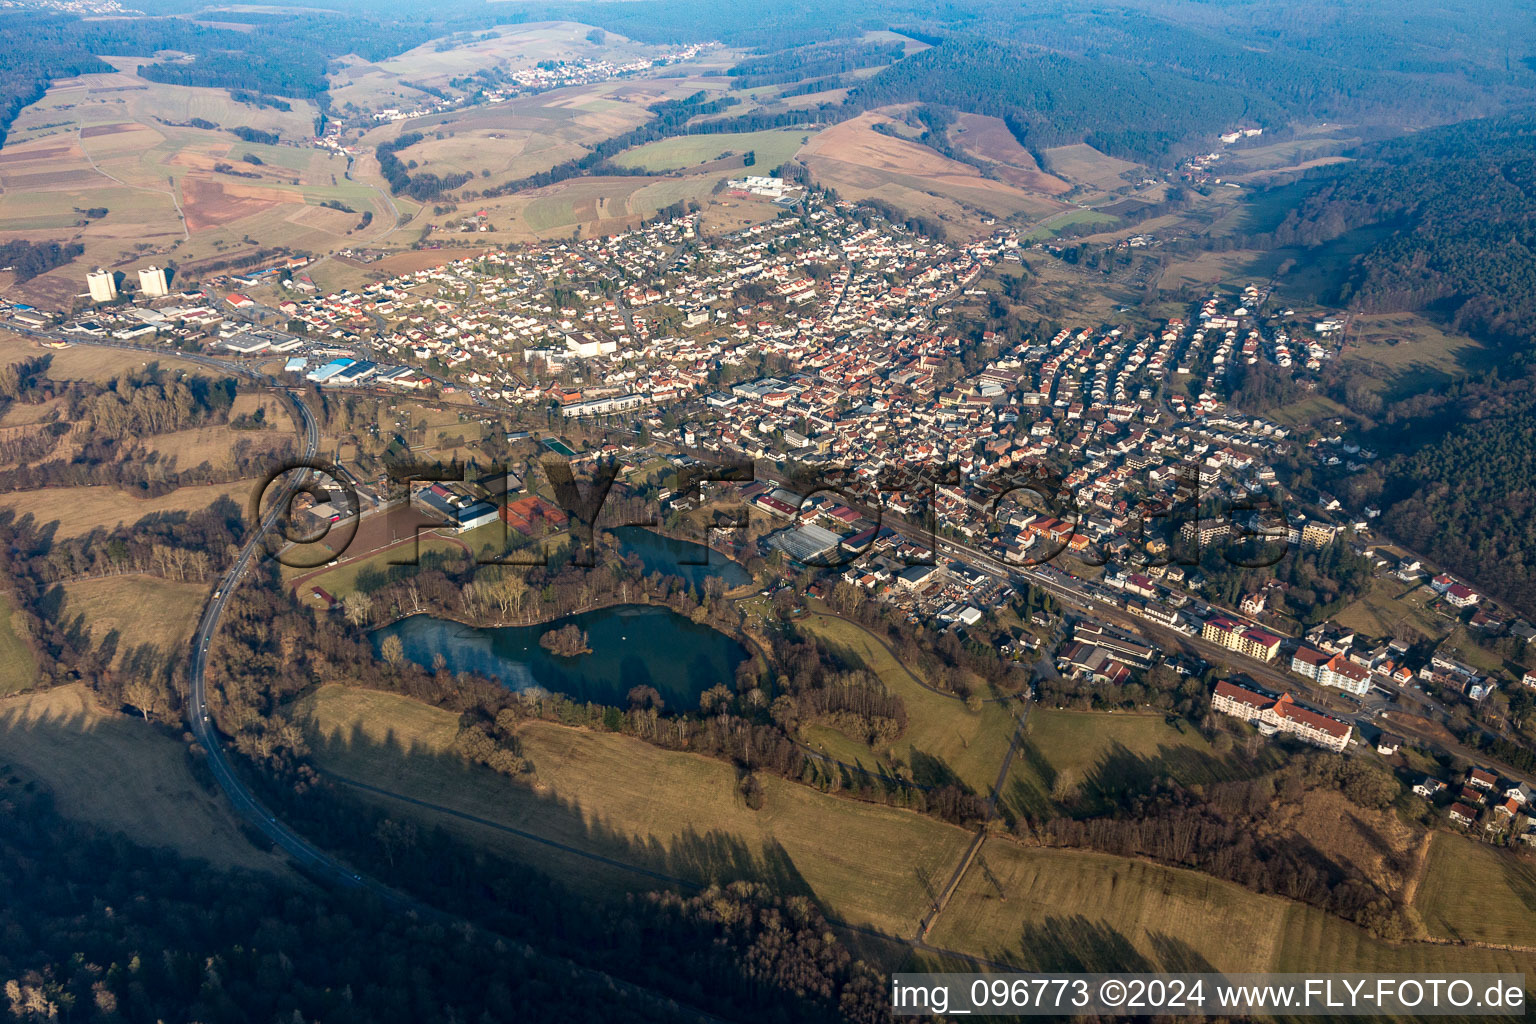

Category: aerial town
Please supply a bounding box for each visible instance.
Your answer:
[9,184,1533,846]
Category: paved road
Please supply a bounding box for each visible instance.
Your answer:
[23,333,730,1020]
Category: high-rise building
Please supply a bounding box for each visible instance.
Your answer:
[86,269,118,303]
[138,265,170,298]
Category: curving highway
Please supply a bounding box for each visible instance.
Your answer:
[14,331,387,888]
[11,331,723,1019]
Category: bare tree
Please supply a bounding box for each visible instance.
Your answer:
[123,679,163,721]
[380,634,404,667]
[343,592,373,627]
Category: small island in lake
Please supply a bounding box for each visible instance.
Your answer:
[538,623,591,658]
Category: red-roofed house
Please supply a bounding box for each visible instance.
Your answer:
[1210,681,1351,751]
[1446,583,1480,608]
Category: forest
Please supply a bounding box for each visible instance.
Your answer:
[1251,115,1536,614]
[7,0,1532,165]
[0,241,84,283]
[0,772,889,1023]
[1255,114,1536,349]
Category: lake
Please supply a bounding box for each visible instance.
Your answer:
[615,526,751,590]
[374,604,748,710]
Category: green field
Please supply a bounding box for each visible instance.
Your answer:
[611,129,815,172]
[796,609,1019,798]
[285,533,469,601]
[301,684,972,936]
[929,841,1289,971]
[1024,208,1118,241]
[930,839,1536,979]
[1413,832,1536,946]
[0,592,37,695]
[1003,707,1274,820]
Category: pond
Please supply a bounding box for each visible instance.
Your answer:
[374,604,748,710]
[615,526,751,590]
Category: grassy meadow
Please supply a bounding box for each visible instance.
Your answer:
[300,683,972,936]
[0,683,283,871]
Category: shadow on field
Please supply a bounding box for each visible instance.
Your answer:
[305,717,825,910]
[983,915,1220,973]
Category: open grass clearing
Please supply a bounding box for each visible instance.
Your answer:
[1334,577,1443,641]
[1411,832,1536,946]
[1273,897,1536,975]
[1003,707,1268,820]
[0,481,250,539]
[1342,312,1496,397]
[0,683,284,871]
[142,422,294,468]
[60,575,206,662]
[300,683,973,935]
[0,331,207,383]
[612,129,815,172]
[928,840,1288,971]
[930,839,1536,979]
[1040,143,1149,191]
[795,607,1018,797]
[0,592,38,696]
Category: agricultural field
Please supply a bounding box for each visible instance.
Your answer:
[0,63,394,308]
[611,129,815,173]
[0,481,250,539]
[345,75,766,244]
[795,608,1019,797]
[0,592,37,696]
[328,22,672,114]
[946,114,1070,194]
[0,683,283,870]
[796,112,1071,239]
[300,683,973,935]
[59,575,207,664]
